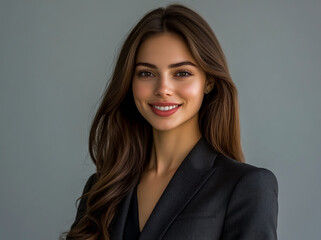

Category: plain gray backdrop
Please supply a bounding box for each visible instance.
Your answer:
[1,0,320,239]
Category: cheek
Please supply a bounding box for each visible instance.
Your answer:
[179,81,204,103]
[132,81,150,101]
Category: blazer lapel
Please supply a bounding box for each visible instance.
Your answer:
[110,187,134,240]
[111,137,218,240]
[139,137,217,239]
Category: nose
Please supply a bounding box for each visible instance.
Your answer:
[153,74,172,97]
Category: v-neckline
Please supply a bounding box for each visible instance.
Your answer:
[135,171,177,233]
[111,137,218,239]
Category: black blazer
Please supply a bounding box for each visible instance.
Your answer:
[71,137,278,240]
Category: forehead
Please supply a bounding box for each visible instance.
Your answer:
[135,32,196,65]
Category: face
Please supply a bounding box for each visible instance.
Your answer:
[132,32,208,132]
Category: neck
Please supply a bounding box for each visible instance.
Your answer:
[147,118,201,176]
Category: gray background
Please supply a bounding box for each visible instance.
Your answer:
[1,0,320,239]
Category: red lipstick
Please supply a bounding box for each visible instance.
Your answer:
[149,102,182,117]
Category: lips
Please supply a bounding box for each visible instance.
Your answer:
[149,102,180,106]
[149,102,182,117]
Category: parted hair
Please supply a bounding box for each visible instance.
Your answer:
[66,4,244,240]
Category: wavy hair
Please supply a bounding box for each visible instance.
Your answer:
[67,4,244,239]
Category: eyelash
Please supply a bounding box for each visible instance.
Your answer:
[136,70,193,78]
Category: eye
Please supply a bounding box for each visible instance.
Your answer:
[137,70,155,78]
[175,71,192,77]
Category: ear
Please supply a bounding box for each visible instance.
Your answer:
[204,81,215,94]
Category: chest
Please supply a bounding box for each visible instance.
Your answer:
[136,171,176,232]
[132,171,228,239]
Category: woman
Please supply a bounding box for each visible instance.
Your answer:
[66,4,278,240]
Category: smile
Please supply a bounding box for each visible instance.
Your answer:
[152,105,179,111]
[149,103,182,117]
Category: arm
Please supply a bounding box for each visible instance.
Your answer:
[70,173,97,229]
[220,168,278,240]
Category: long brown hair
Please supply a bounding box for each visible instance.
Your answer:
[67,4,244,239]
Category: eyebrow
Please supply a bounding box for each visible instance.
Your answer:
[135,61,197,69]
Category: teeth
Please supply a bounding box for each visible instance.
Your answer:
[153,105,179,111]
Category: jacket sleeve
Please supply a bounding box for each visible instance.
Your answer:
[69,173,97,230]
[220,168,278,240]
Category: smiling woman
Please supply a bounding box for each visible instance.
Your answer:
[132,32,209,132]
[65,4,278,240]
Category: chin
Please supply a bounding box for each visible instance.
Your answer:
[149,120,180,132]
[151,124,177,132]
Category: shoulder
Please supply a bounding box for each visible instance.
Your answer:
[70,173,98,229]
[213,154,278,192]
[82,173,98,194]
[213,156,279,239]
[210,154,278,207]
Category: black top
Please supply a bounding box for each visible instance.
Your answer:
[71,137,278,239]
[124,185,141,240]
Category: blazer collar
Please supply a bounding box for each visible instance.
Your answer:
[110,137,218,240]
